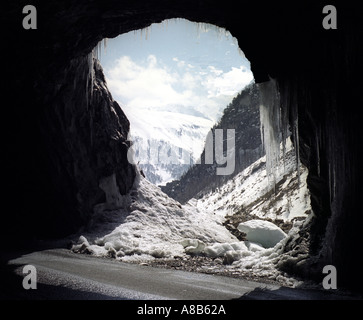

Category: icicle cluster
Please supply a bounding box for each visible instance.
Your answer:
[133,18,236,47]
[258,78,300,191]
[92,38,107,60]
[259,78,281,190]
[85,51,94,108]
[86,38,108,106]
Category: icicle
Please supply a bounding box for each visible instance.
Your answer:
[144,26,148,40]
[86,50,95,107]
[98,41,102,58]
[138,25,152,41]
[288,84,301,186]
[93,41,103,60]
[195,20,229,40]
[279,81,290,174]
[103,38,107,52]
[87,38,108,106]
[293,117,301,185]
[316,126,321,177]
[258,78,281,191]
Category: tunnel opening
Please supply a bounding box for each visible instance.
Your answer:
[96,18,255,187]
[3,1,362,293]
[70,19,318,288]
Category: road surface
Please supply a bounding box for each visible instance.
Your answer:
[1,249,360,300]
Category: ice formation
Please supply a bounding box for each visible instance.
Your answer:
[85,38,108,107]
[258,78,301,189]
[259,78,281,188]
[237,219,287,248]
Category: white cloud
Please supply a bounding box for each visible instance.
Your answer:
[106,55,181,109]
[208,66,223,76]
[204,66,254,98]
[105,55,253,120]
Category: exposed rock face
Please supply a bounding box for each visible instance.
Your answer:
[3,0,362,290]
[50,56,136,227]
[4,46,135,238]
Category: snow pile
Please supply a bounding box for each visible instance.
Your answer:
[179,236,275,265]
[72,170,236,261]
[179,218,309,286]
[180,219,287,262]
[72,136,311,287]
[237,220,287,248]
[180,239,206,255]
[187,137,312,286]
[229,217,310,286]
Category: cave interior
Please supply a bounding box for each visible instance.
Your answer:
[2,0,363,291]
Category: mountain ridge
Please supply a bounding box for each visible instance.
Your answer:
[161,83,263,202]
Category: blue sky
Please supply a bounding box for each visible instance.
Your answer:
[99,18,254,121]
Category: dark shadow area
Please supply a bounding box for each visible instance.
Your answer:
[0,238,73,300]
[234,286,363,300]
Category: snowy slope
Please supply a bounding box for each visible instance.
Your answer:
[194,137,311,224]
[73,169,236,261]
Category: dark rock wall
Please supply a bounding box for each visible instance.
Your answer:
[4,50,135,239]
[280,35,363,289]
[3,0,362,289]
[38,55,135,236]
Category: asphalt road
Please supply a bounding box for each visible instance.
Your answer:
[1,249,360,300]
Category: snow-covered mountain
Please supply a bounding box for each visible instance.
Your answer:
[161,83,262,202]
[126,105,217,185]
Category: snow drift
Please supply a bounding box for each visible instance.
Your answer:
[72,170,237,261]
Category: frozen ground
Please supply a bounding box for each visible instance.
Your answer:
[72,138,312,287]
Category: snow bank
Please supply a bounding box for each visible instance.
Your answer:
[237,219,287,248]
[179,238,266,265]
[203,241,255,264]
[72,170,236,261]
